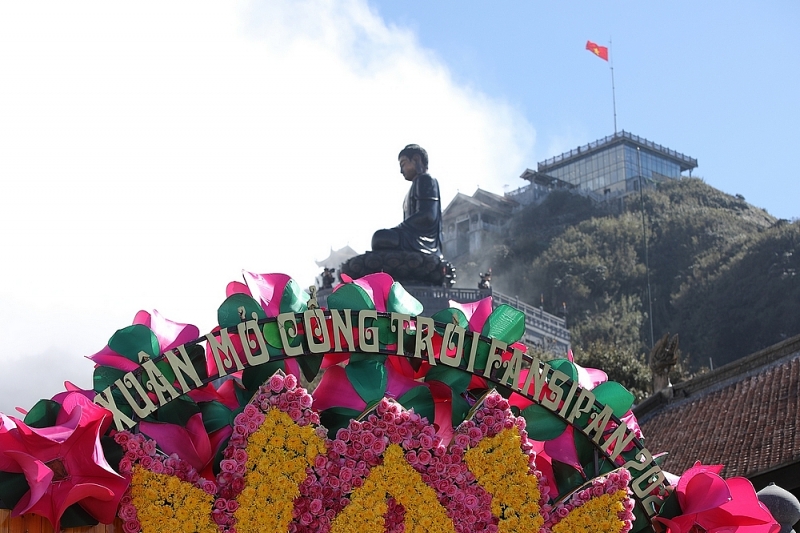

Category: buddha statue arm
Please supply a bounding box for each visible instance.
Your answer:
[399,174,441,231]
[400,196,439,230]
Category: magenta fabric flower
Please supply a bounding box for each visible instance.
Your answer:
[655,462,779,533]
[139,413,232,478]
[0,396,128,531]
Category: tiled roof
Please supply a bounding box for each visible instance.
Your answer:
[638,336,800,479]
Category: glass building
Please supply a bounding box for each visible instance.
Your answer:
[519,131,697,199]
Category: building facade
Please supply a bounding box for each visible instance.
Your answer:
[441,189,518,260]
[516,130,698,202]
[443,131,699,260]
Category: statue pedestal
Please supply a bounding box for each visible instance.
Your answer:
[340,251,455,286]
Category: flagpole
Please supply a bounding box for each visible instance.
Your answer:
[610,38,617,134]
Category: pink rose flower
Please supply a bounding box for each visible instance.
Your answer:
[142,440,157,455]
[309,499,323,514]
[119,503,137,521]
[201,480,217,494]
[418,450,432,464]
[371,440,385,454]
[269,374,285,392]
[123,519,141,533]
[332,439,347,455]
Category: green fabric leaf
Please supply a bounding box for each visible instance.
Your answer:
[298,354,323,382]
[140,360,177,396]
[387,282,423,315]
[60,503,99,528]
[480,304,526,344]
[180,343,210,381]
[280,279,309,314]
[262,321,283,349]
[23,399,61,428]
[654,488,682,521]
[93,366,127,393]
[452,392,471,427]
[597,457,616,476]
[108,324,160,362]
[397,386,435,424]
[471,338,491,372]
[376,316,396,345]
[261,319,303,351]
[573,430,595,476]
[593,381,635,417]
[212,435,231,477]
[0,471,29,509]
[521,404,568,441]
[199,401,234,433]
[101,436,124,472]
[549,358,579,382]
[425,366,472,394]
[233,382,250,412]
[345,359,387,404]
[349,353,387,364]
[319,407,362,440]
[632,501,654,533]
[217,293,266,329]
[431,308,469,333]
[242,360,285,393]
[151,395,199,425]
[552,459,586,498]
[326,283,375,311]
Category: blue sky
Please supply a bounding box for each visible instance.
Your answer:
[372,1,799,219]
[0,0,796,410]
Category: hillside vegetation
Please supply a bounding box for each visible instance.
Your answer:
[456,178,799,380]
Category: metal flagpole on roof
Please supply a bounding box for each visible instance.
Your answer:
[610,38,617,134]
[637,146,655,349]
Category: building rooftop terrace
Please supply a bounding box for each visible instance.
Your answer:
[538,130,698,173]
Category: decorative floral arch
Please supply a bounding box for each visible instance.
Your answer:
[0,272,779,533]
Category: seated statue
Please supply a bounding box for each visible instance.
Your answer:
[371,144,444,259]
[341,144,455,286]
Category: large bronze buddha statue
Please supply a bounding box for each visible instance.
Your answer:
[371,144,443,259]
[339,144,455,286]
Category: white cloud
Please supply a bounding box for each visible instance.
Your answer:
[0,0,534,412]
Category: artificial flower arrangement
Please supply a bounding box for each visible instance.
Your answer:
[0,271,780,533]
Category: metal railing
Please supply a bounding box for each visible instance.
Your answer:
[538,130,697,172]
[491,290,570,341]
[409,287,570,342]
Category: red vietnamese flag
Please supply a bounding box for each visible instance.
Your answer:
[586,40,609,61]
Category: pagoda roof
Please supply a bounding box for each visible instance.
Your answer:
[315,245,360,268]
[442,188,517,219]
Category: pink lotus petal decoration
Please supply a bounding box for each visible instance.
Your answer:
[544,426,584,472]
[449,296,493,332]
[50,381,95,404]
[242,271,292,317]
[349,272,394,312]
[312,365,367,412]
